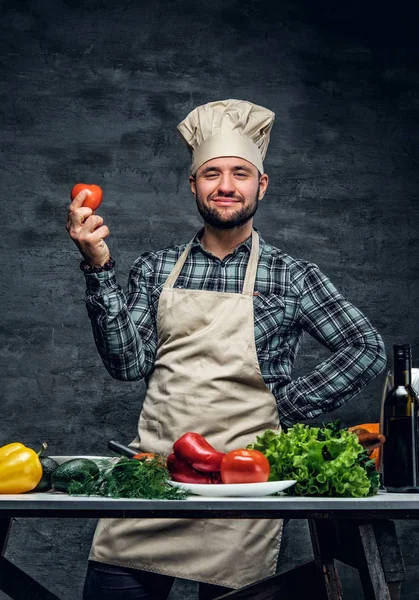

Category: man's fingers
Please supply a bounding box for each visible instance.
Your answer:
[77,207,94,222]
[84,214,104,232]
[69,222,109,243]
[86,225,110,242]
[70,189,90,208]
[66,190,110,264]
[66,206,94,231]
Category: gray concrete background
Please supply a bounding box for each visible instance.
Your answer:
[1,0,419,598]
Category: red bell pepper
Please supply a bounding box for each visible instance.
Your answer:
[167,453,214,484]
[173,432,225,473]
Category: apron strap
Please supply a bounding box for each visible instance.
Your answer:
[164,240,195,289]
[163,229,260,296]
[242,229,259,296]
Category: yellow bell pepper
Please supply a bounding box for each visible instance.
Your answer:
[0,442,43,494]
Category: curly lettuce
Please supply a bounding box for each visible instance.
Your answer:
[247,421,379,497]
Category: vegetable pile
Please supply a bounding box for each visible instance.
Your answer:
[247,421,380,497]
[0,420,383,498]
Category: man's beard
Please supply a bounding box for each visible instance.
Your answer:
[195,187,260,230]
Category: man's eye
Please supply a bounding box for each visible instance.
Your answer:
[235,172,247,177]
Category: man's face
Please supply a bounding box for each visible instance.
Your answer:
[189,157,269,230]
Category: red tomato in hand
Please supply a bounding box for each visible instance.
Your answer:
[220,449,270,484]
[71,184,103,211]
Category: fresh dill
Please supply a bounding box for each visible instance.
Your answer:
[67,456,187,500]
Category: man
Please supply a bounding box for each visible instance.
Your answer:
[66,99,387,600]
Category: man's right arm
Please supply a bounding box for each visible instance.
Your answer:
[66,188,156,381]
[84,261,157,381]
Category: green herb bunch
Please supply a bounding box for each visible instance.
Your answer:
[68,456,187,500]
[247,420,380,497]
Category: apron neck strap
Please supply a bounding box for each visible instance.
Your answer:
[164,229,260,296]
[164,241,194,289]
[242,229,259,296]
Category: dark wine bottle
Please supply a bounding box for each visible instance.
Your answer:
[382,344,419,492]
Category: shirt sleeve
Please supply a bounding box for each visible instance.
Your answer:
[84,259,157,381]
[274,264,387,426]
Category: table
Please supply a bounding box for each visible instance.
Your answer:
[0,490,416,600]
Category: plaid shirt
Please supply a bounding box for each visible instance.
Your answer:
[84,229,387,426]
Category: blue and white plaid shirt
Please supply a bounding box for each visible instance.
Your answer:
[84,229,387,427]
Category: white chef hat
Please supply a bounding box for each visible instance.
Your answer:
[177,99,275,174]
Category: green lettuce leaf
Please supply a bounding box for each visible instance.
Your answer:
[247,421,380,497]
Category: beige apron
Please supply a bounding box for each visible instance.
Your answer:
[89,229,284,589]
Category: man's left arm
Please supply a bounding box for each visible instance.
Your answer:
[275,264,387,426]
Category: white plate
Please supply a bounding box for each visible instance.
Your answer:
[167,480,296,497]
[48,456,116,467]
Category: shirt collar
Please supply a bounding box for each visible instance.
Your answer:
[190,227,264,257]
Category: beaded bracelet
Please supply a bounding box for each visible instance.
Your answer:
[80,257,116,274]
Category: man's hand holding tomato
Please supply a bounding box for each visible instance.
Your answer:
[66,185,110,266]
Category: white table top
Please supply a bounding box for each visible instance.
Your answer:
[0,490,418,519]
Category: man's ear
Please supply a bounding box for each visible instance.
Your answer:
[189,175,196,196]
[258,173,269,200]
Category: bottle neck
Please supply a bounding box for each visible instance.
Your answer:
[394,359,412,387]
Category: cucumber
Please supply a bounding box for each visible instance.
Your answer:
[51,458,100,493]
[32,456,59,492]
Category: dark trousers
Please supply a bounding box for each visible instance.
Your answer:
[83,560,234,600]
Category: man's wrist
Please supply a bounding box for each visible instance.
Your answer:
[80,256,115,274]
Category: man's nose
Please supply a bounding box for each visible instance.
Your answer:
[216,174,235,195]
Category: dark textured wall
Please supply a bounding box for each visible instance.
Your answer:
[1,0,419,598]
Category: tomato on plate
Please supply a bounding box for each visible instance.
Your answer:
[71,184,103,211]
[220,449,270,484]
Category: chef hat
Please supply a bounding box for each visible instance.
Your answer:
[177,99,275,174]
